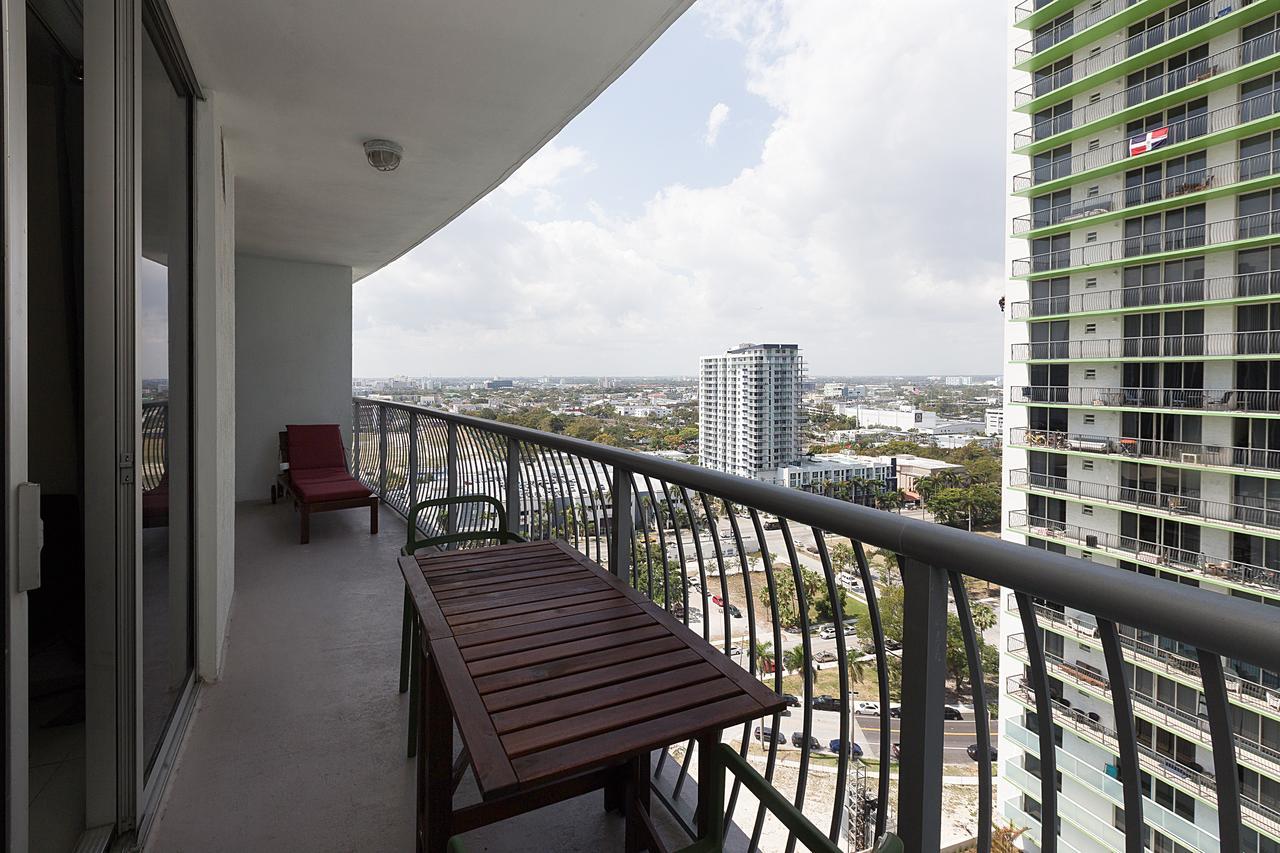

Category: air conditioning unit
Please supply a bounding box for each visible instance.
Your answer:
[1180,453,1200,464]
[1086,534,1099,548]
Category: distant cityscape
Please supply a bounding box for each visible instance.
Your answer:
[353,342,1005,529]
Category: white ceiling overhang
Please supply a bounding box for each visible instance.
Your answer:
[166,0,693,280]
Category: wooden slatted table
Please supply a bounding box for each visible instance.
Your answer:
[399,539,786,853]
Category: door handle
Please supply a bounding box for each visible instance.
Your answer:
[17,482,42,592]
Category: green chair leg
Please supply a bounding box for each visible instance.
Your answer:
[399,584,413,694]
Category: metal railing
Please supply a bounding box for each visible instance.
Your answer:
[1008,509,1280,595]
[1014,28,1280,148]
[141,400,167,492]
[1011,90,1280,192]
[1013,211,1280,277]
[1009,384,1280,413]
[1010,629,1280,780]
[1012,152,1280,235]
[1013,0,1239,105]
[1009,426,1280,474]
[1013,0,1137,64]
[1010,599,1280,775]
[1010,467,1280,533]
[1004,676,1280,838]
[1011,330,1280,361]
[1008,271,1280,319]
[354,397,1280,853]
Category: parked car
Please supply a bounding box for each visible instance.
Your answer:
[791,732,821,750]
[829,739,864,758]
[754,726,786,744]
[884,639,902,651]
[711,594,725,607]
[818,625,838,640]
[967,743,997,762]
[889,704,902,718]
[943,705,964,721]
[890,742,902,760]
[810,695,842,712]
[814,649,837,663]
[726,603,742,618]
[843,624,858,636]
[782,693,801,708]
[853,701,880,716]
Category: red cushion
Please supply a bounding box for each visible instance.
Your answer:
[286,424,349,471]
[290,467,371,502]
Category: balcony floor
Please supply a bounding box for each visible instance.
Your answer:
[146,502,651,852]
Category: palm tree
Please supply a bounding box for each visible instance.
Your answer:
[754,641,775,675]
[782,645,809,675]
[877,488,904,514]
[846,650,869,686]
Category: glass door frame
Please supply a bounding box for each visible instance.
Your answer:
[83,0,200,845]
[2,0,27,847]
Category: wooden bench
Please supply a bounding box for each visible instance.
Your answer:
[400,539,786,853]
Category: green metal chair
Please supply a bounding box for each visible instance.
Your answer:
[400,495,523,757]
[442,742,903,852]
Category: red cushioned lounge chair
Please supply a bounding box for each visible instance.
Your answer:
[275,424,378,544]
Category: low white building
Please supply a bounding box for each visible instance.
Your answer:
[837,405,938,431]
[984,407,1004,436]
[776,453,896,492]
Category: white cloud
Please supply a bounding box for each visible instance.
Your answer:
[704,102,730,146]
[355,1,1007,377]
[497,141,594,213]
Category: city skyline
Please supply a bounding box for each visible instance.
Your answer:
[352,1,1008,378]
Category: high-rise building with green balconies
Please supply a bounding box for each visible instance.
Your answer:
[1004,1,1280,849]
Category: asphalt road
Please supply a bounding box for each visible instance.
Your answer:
[752,711,998,764]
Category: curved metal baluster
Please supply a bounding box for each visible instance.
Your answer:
[721,501,759,834]
[779,519,814,853]
[659,481,690,626]
[700,492,732,655]
[671,486,710,804]
[1095,618,1143,853]
[678,486,712,644]
[549,450,580,551]
[531,444,555,540]
[567,454,596,561]
[586,458,612,566]
[747,508,786,853]
[946,571,991,853]
[852,541,890,839]
[518,442,537,540]
[1197,648,1242,852]
[1014,591,1058,853]
[813,531,850,843]
[644,476,672,610]
[636,478,656,597]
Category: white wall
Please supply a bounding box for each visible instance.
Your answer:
[194,92,236,679]
[234,253,352,502]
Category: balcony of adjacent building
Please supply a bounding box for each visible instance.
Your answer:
[1012,210,1280,279]
[1008,509,1280,597]
[1013,26,1280,153]
[1008,466,1280,537]
[1011,330,1280,362]
[1006,627,1280,781]
[1013,0,1271,109]
[1007,271,1280,320]
[1010,383,1280,415]
[1008,426,1280,478]
[1012,0,1169,69]
[1003,676,1280,846]
[1010,88,1280,194]
[1011,151,1280,238]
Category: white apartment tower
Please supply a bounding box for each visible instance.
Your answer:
[698,343,803,482]
[1004,2,1280,851]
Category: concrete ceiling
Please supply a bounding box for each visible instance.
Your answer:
[166,0,693,280]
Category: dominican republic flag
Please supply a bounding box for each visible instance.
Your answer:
[1129,127,1169,157]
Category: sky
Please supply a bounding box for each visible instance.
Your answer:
[353,1,1009,379]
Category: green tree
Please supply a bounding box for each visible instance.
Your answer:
[782,645,809,675]
[631,536,686,609]
[754,641,775,675]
